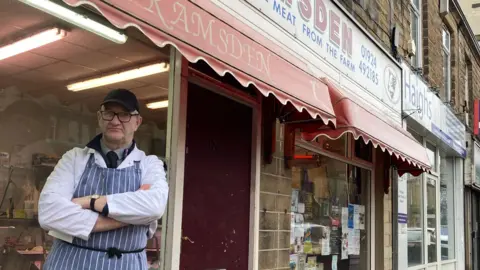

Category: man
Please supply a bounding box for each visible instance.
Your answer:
[38,89,169,270]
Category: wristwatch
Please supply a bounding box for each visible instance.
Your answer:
[90,194,100,212]
[90,194,109,217]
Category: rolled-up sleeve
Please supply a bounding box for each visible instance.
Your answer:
[38,149,99,240]
[106,156,168,225]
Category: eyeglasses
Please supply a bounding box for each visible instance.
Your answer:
[100,110,139,123]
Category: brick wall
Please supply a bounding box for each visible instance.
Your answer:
[334,0,480,269]
[259,121,292,270]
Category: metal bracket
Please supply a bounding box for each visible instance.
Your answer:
[402,108,421,120]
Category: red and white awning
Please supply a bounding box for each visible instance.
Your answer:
[301,79,431,175]
[62,0,336,125]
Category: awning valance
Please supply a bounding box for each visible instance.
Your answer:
[301,79,431,175]
[60,0,336,125]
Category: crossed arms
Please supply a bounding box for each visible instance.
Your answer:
[38,149,169,241]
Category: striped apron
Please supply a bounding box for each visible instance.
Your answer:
[44,154,149,270]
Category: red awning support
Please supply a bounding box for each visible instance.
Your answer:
[300,79,431,175]
[61,0,336,126]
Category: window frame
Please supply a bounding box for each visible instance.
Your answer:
[442,28,451,103]
[410,0,422,68]
[465,60,472,127]
[439,156,456,261]
[295,136,374,269]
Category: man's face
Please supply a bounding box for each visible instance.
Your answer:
[97,103,142,144]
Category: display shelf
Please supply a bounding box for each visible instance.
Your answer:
[17,250,46,261]
[0,217,38,227]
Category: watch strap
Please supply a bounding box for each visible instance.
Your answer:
[90,197,98,213]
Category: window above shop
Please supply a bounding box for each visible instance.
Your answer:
[410,0,422,68]
[442,27,452,103]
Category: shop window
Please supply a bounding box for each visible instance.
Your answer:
[312,134,347,157]
[426,142,437,172]
[475,142,480,185]
[407,128,423,145]
[0,2,172,267]
[407,174,423,266]
[440,157,455,260]
[354,139,372,163]
[290,145,370,270]
[427,177,437,263]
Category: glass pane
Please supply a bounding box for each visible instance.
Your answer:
[290,146,370,270]
[0,5,172,266]
[354,139,372,162]
[440,157,455,260]
[443,51,451,102]
[412,0,420,9]
[407,174,423,266]
[426,142,437,171]
[407,128,423,144]
[411,11,419,66]
[442,29,450,50]
[475,144,480,185]
[427,178,437,263]
[312,134,347,157]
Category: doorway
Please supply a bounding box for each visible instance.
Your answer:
[179,83,253,269]
[472,193,480,269]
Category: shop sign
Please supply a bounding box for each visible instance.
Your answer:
[89,0,335,117]
[238,0,402,114]
[402,63,466,157]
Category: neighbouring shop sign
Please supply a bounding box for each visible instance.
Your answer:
[240,0,402,114]
[402,63,466,157]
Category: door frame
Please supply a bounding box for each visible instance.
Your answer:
[162,53,262,270]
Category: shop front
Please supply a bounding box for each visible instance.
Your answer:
[0,0,336,269]
[467,100,480,270]
[0,0,431,270]
[401,62,466,270]
[206,1,431,269]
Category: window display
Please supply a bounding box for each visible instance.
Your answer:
[440,157,455,260]
[289,144,370,270]
[0,1,172,268]
[427,178,437,263]
[407,174,423,266]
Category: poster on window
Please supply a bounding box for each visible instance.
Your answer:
[341,207,349,231]
[348,204,354,229]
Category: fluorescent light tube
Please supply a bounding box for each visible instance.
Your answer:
[146,100,169,109]
[0,28,66,60]
[19,0,127,44]
[67,62,170,91]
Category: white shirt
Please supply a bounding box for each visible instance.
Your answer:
[38,145,169,242]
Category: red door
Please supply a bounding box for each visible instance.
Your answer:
[180,83,252,269]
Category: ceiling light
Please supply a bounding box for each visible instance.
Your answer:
[0,28,66,61]
[19,0,127,44]
[67,62,170,91]
[146,100,169,109]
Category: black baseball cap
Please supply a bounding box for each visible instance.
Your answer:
[101,89,140,113]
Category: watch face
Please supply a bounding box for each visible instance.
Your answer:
[91,195,100,199]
